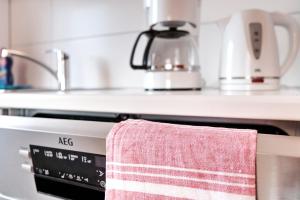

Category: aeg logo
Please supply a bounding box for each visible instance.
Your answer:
[58,137,74,146]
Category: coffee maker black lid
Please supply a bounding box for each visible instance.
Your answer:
[156,28,189,39]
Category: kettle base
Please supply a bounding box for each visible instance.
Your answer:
[220,78,280,91]
[145,88,201,91]
[144,71,204,91]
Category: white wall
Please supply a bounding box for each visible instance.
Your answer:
[7,0,300,89]
[0,0,9,48]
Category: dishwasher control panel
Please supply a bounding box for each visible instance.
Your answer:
[30,145,106,199]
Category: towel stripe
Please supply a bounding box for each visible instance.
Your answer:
[107,164,255,185]
[107,170,255,188]
[107,162,255,178]
[106,179,255,200]
[107,172,256,196]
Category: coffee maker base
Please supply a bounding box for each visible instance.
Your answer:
[220,78,280,91]
[144,71,204,91]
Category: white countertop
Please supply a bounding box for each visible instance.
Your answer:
[1,87,300,121]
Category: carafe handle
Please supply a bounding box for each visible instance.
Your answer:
[130,30,157,70]
[272,12,300,76]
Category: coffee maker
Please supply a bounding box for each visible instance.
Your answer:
[130,0,204,91]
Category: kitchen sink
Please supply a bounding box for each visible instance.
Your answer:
[0,88,58,93]
[0,87,134,94]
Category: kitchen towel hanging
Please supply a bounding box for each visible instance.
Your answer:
[106,120,257,200]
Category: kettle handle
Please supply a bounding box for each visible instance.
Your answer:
[130,30,157,70]
[272,12,300,76]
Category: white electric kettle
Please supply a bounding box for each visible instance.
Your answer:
[218,9,300,91]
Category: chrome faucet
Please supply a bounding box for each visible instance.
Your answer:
[0,48,69,91]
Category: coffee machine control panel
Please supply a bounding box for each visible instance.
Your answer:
[30,145,106,199]
[249,23,263,59]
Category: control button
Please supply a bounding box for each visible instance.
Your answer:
[68,174,74,180]
[96,169,105,177]
[32,148,40,155]
[60,172,66,179]
[76,176,82,182]
[56,152,64,159]
[44,150,53,158]
[84,178,89,183]
[21,163,33,173]
[68,154,79,161]
[81,156,92,164]
[44,169,50,175]
[100,181,106,188]
[38,168,43,174]
[19,148,31,158]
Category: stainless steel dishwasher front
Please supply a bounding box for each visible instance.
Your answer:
[0,116,299,200]
[0,116,113,200]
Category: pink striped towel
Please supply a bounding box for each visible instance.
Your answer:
[106,120,257,200]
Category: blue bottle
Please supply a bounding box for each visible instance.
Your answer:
[0,57,14,88]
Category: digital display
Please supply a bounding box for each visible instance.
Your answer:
[30,145,106,191]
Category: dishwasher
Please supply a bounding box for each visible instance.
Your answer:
[0,110,300,200]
